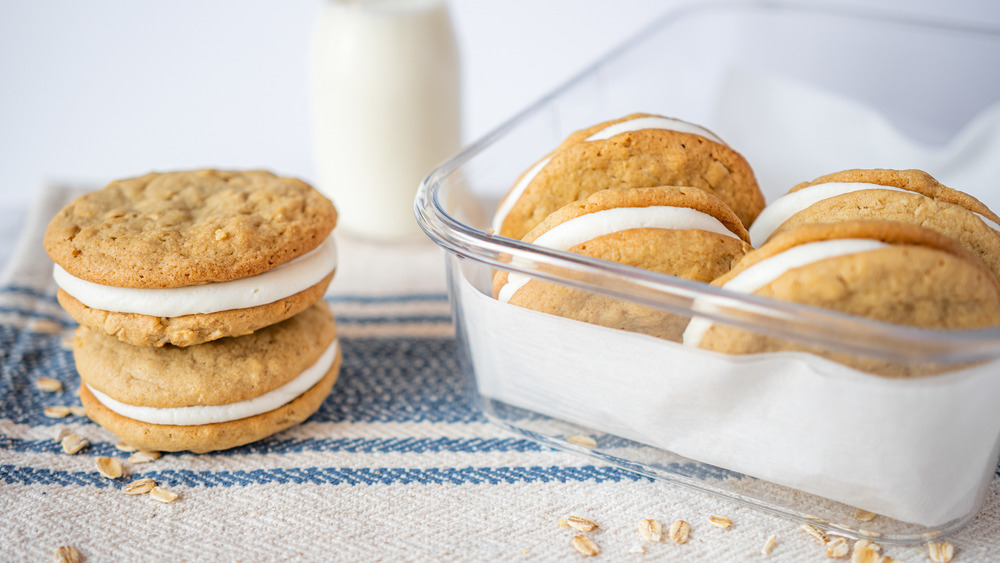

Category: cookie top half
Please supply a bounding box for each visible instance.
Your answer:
[522,185,750,245]
[747,169,1000,280]
[750,169,1000,242]
[45,170,337,289]
[75,300,338,409]
[493,186,752,300]
[686,221,1000,346]
[491,113,763,240]
[790,169,999,221]
[684,221,1000,376]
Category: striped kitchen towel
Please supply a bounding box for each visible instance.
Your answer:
[2,186,1000,562]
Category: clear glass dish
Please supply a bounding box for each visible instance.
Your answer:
[415,1,1000,542]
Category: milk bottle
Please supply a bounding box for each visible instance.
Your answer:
[310,0,461,241]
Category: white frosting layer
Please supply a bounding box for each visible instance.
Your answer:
[490,156,552,234]
[53,234,338,318]
[682,239,891,347]
[583,115,724,144]
[749,182,1000,247]
[86,338,339,426]
[491,115,725,234]
[498,206,741,303]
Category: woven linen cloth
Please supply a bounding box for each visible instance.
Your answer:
[2,186,1000,562]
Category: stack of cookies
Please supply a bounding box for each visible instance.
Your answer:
[491,113,1000,375]
[491,113,765,340]
[44,170,342,452]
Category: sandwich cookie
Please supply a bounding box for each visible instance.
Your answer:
[45,170,338,347]
[491,113,764,240]
[685,221,1000,377]
[748,169,1000,280]
[494,186,752,341]
[76,301,341,453]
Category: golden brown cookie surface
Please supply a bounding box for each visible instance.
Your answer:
[757,169,1000,280]
[75,301,340,453]
[57,271,334,347]
[79,357,340,454]
[495,186,752,341]
[494,114,763,239]
[45,169,337,288]
[790,169,1000,223]
[74,301,338,408]
[694,222,1000,377]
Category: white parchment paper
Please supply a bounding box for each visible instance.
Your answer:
[459,271,1000,526]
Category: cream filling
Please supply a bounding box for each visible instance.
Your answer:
[682,239,891,348]
[497,206,741,303]
[748,182,1000,247]
[490,116,725,234]
[583,115,723,144]
[53,234,338,317]
[86,338,339,426]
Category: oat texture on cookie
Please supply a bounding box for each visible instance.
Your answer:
[44,169,337,288]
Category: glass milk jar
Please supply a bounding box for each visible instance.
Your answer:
[310,0,461,241]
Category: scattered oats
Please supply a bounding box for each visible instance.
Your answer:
[854,540,880,554]
[858,529,882,538]
[53,545,81,563]
[826,537,849,558]
[566,435,598,449]
[571,535,599,557]
[852,508,877,522]
[114,442,138,453]
[69,406,86,417]
[708,515,732,529]
[60,434,89,455]
[669,520,690,544]
[125,478,157,495]
[95,456,124,479]
[44,406,71,419]
[628,544,646,554]
[851,545,882,563]
[35,377,63,393]
[53,427,72,442]
[801,524,828,545]
[128,450,162,464]
[637,519,662,542]
[558,517,567,528]
[761,534,777,556]
[927,541,954,563]
[566,516,599,533]
[29,319,64,334]
[879,557,898,563]
[149,486,179,504]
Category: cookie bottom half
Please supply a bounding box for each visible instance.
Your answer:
[79,350,341,453]
[58,271,335,347]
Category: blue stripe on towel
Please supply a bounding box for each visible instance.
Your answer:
[0,332,483,425]
[335,314,452,325]
[1,464,651,488]
[0,285,449,307]
[0,304,452,329]
[0,285,56,302]
[1,435,549,456]
[0,306,75,326]
[328,294,449,304]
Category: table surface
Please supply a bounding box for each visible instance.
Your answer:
[4,185,1000,562]
[3,2,1000,561]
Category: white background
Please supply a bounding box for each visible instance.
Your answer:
[1,0,999,269]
